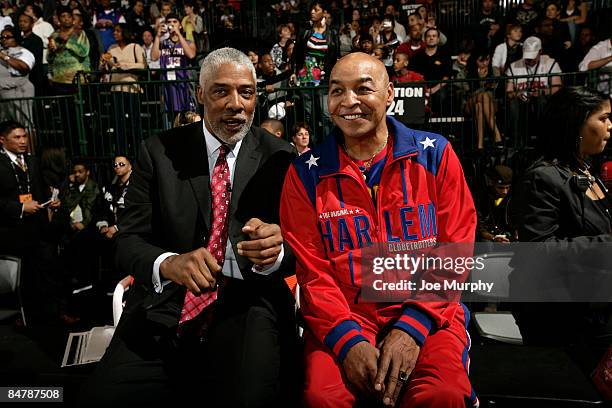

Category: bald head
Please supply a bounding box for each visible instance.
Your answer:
[330,52,389,88]
[328,52,394,142]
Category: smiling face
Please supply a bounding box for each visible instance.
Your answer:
[328,53,393,142]
[579,99,612,157]
[198,63,256,144]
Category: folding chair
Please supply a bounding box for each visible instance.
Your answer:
[61,276,133,367]
[0,255,26,326]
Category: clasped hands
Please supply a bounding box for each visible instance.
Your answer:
[159,218,282,294]
[343,329,420,407]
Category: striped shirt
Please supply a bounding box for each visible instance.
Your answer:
[297,31,328,85]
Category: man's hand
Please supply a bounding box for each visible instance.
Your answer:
[104,225,118,239]
[48,199,61,209]
[23,200,43,215]
[159,248,221,294]
[342,341,380,396]
[170,24,182,38]
[374,329,421,406]
[71,222,85,231]
[237,218,283,267]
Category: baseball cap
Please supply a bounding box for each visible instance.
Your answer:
[600,161,612,182]
[522,36,542,60]
[487,165,513,185]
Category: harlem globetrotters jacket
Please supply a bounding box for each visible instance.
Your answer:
[280,116,477,362]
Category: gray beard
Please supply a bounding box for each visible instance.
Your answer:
[205,114,253,145]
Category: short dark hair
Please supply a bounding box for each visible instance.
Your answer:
[0,25,18,39]
[261,119,285,136]
[56,5,72,17]
[114,154,132,164]
[28,4,43,19]
[0,120,25,138]
[539,86,611,166]
[72,159,90,171]
[291,122,310,137]
[359,33,374,45]
[18,12,34,24]
[424,27,439,37]
[309,0,330,13]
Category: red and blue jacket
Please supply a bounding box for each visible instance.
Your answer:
[280,116,476,362]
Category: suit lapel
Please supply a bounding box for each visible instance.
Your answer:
[230,130,262,217]
[186,123,211,233]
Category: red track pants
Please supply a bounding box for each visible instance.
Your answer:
[303,308,478,408]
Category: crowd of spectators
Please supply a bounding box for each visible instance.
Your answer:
[0,0,609,147]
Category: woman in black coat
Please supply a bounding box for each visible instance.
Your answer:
[511,86,612,372]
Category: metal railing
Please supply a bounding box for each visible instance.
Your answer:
[0,68,608,160]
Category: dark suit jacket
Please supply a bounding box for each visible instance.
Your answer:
[115,121,296,329]
[0,152,49,252]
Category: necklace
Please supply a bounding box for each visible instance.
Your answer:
[343,136,389,179]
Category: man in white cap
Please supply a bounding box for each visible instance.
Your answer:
[505,36,562,141]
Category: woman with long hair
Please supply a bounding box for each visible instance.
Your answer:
[100,23,145,155]
[464,49,503,150]
[511,86,612,373]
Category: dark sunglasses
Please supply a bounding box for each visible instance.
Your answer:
[114,162,128,168]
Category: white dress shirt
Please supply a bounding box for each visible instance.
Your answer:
[32,18,55,64]
[152,122,284,293]
[3,148,27,218]
[579,39,612,95]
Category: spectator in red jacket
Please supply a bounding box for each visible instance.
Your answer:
[280,52,477,408]
[391,52,424,83]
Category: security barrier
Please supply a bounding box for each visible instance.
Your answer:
[0,67,608,160]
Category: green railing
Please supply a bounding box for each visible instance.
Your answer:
[0,68,608,160]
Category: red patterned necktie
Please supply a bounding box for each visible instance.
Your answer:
[179,144,231,324]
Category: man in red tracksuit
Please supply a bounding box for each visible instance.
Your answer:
[280,53,478,407]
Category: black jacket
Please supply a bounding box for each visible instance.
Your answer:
[115,121,296,329]
[0,152,49,253]
[510,161,612,345]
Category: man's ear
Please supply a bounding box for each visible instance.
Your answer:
[386,82,394,107]
[196,86,205,105]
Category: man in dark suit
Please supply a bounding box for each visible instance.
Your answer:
[0,120,62,322]
[81,48,297,407]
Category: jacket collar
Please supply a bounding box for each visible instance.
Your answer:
[316,116,419,177]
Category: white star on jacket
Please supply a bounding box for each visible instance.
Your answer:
[420,137,436,150]
[306,154,320,169]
